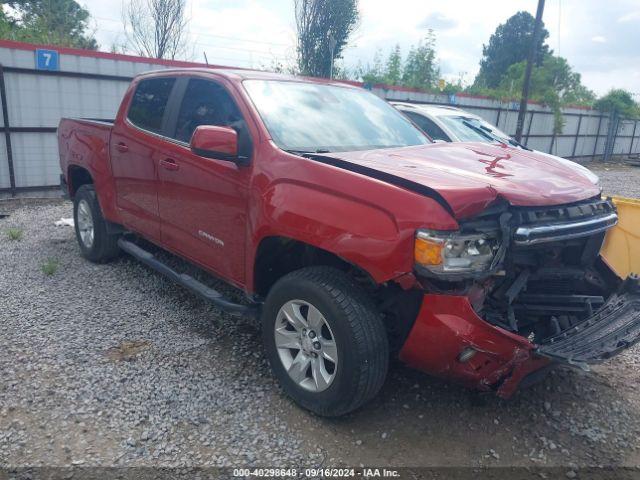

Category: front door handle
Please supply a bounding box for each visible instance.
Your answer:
[116,142,129,153]
[160,158,179,171]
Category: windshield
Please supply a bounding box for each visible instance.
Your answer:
[439,115,511,143]
[243,80,429,153]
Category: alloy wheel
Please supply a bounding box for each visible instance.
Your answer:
[274,299,338,392]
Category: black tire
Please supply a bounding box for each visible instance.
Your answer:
[262,266,389,417]
[73,184,120,263]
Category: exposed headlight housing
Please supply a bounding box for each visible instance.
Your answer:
[414,230,501,278]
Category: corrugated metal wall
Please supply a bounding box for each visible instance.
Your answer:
[0,41,192,194]
[0,40,638,196]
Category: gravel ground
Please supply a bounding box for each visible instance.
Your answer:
[1,162,640,472]
[590,162,640,198]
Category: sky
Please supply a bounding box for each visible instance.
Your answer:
[82,0,640,96]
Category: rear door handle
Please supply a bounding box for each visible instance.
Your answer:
[160,158,179,171]
[116,142,129,153]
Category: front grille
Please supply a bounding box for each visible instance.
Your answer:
[511,198,615,226]
[511,198,617,246]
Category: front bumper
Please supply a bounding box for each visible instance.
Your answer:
[399,275,640,398]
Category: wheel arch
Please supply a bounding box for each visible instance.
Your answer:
[67,165,93,198]
[252,235,378,298]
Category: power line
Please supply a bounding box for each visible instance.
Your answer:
[190,41,288,57]
[92,15,292,48]
[96,41,286,69]
[97,27,289,61]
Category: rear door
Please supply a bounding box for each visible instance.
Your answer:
[110,76,177,242]
[156,76,252,286]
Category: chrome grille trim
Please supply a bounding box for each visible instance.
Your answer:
[513,212,618,246]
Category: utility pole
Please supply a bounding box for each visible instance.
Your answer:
[515,0,545,142]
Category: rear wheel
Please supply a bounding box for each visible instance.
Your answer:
[262,267,389,417]
[73,184,120,263]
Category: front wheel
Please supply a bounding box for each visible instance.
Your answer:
[262,267,389,417]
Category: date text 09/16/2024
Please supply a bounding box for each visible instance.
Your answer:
[232,468,400,478]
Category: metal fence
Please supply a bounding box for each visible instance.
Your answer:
[0,65,133,194]
[0,39,213,196]
[1,39,639,197]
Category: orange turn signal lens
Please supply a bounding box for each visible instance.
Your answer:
[414,236,444,266]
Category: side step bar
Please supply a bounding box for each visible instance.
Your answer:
[117,239,259,318]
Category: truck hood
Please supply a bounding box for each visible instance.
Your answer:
[327,142,601,219]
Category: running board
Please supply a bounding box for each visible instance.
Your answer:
[117,239,258,317]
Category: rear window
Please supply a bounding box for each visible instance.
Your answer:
[127,78,176,133]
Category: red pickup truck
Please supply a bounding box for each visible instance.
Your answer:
[58,68,640,417]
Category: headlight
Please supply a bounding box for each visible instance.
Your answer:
[414,230,500,277]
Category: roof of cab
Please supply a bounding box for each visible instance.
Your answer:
[134,67,360,88]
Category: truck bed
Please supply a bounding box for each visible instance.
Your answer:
[58,117,115,196]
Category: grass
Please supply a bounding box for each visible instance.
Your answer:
[41,258,59,276]
[6,228,23,241]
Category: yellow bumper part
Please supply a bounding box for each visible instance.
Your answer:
[601,196,640,279]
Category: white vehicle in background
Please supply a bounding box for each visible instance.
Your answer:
[392,102,600,185]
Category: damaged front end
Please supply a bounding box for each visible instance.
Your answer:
[400,197,640,397]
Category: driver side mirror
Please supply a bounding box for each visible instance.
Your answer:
[190,125,248,166]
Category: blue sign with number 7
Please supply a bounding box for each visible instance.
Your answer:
[35,49,59,71]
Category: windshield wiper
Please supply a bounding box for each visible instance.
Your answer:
[285,149,331,156]
[462,120,501,143]
[506,138,532,150]
[477,124,532,150]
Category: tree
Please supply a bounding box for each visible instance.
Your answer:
[497,54,596,132]
[595,89,640,117]
[357,48,384,84]
[441,74,467,95]
[402,31,439,89]
[123,0,189,60]
[499,55,595,105]
[354,33,440,90]
[384,44,402,85]
[0,8,14,39]
[475,11,550,89]
[295,0,359,78]
[4,0,97,49]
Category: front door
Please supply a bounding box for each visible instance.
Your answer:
[156,77,252,286]
[110,76,177,242]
